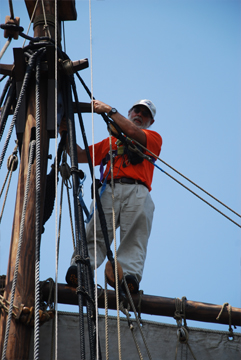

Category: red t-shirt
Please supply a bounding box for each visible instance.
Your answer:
[89,129,162,191]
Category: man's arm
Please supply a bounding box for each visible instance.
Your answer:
[93,100,147,146]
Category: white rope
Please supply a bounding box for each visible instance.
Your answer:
[54,0,58,359]
[22,0,39,48]
[104,274,109,360]
[41,0,51,38]
[88,0,99,358]
[0,38,12,61]
[108,132,122,360]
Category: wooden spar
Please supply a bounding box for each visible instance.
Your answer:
[0,2,76,359]
[40,282,241,327]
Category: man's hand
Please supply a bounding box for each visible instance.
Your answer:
[92,100,111,115]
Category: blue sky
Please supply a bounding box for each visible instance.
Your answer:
[0,0,240,333]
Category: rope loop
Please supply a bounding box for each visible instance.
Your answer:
[216,302,236,340]
[76,286,95,308]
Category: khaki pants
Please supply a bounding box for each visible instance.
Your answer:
[85,183,155,283]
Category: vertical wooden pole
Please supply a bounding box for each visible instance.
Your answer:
[0,2,56,359]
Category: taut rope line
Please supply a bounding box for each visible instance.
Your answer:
[54,0,59,359]
[1,140,36,360]
[88,0,99,357]
[133,138,241,220]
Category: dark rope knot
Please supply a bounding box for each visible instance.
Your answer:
[76,286,95,308]
[74,255,90,265]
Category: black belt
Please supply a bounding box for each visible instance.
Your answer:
[106,177,148,189]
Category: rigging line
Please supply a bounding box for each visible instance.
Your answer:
[0,48,43,170]
[0,77,11,107]
[54,0,58,359]
[132,138,241,219]
[154,162,241,228]
[22,0,40,48]
[1,140,36,360]
[8,0,14,19]
[109,132,122,360]
[88,0,99,357]
[0,38,12,61]
[0,157,15,223]
[104,275,110,360]
[62,21,66,53]
[34,54,44,360]
[41,0,51,38]
[122,278,152,360]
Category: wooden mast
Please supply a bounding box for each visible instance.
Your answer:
[0,1,76,359]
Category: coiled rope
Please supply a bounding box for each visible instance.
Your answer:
[1,140,36,360]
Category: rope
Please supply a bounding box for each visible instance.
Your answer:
[108,131,122,360]
[174,297,197,360]
[41,0,51,38]
[216,302,236,340]
[66,185,76,250]
[122,278,152,360]
[22,0,40,48]
[0,48,44,170]
[1,140,36,360]
[132,137,241,223]
[54,0,59,359]
[104,275,109,360]
[88,0,100,355]
[0,78,16,142]
[0,142,18,223]
[0,38,12,60]
[0,77,11,107]
[34,49,46,360]
[119,302,144,360]
[0,294,18,317]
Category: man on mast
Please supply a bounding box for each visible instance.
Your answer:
[66,99,162,293]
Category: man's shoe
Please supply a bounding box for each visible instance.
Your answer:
[124,275,139,294]
[65,265,78,287]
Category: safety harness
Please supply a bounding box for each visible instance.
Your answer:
[99,138,156,182]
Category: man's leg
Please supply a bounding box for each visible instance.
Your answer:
[86,184,121,270]
[66,185,121,286]
[117,184,155,284]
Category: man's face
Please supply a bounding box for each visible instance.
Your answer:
[128,105,154,129]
